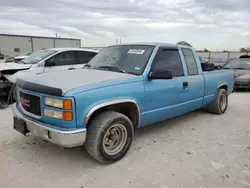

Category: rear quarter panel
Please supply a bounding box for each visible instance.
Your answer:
[203,69,234,105]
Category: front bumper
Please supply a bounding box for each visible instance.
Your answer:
[234,80,250,89]
[12,103,87,148]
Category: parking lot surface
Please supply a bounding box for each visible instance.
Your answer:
[0,92,250,188]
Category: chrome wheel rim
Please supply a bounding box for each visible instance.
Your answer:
[220,94,227,111]
[103,124,127,155]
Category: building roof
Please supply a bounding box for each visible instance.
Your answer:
[0,33,81,41]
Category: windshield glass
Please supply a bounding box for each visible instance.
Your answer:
[224,59,250,69]
[22,50,57,64]
[87,45,155,75]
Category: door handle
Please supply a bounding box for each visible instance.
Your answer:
[183,81,188,89]
[68,68,75,70]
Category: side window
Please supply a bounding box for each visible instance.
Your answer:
[75,51,97,64]
[46,51,75,66]
[152,49,184,77]
[182,48,198,75]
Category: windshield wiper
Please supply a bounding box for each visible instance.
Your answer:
[83,64,92,68]
[97,66,127,73]
[19,60,26,64]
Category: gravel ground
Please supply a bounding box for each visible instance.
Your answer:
[0,92,250,188]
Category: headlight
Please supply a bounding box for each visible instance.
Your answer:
[238,74,250,79]
[44,109,63,119]
[44,108,73,121]
[44,97,72,110]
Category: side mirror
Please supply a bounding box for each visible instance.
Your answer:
[45,61,55,67]
[148,69,173,79]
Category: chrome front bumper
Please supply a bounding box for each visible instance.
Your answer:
[12,103,87,148]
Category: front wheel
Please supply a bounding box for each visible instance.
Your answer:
[85,111,134,164]
[207,89,228,114]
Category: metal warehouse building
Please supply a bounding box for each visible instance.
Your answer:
[0,34,81,56]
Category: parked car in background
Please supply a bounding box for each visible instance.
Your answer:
[5,56,14,63]
[239,55,250,59]
[208,58,235,69]
[0,48,99,107]
[0,53,4,59]
[224,58,250,90]
[12,43,234,163]
[13,52,32,63]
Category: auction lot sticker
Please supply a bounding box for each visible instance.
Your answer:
[128,49,145,54]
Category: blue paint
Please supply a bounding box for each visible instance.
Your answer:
[16,43,235,131]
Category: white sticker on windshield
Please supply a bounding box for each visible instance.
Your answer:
[128,49,145,55]
[247,62,250,65]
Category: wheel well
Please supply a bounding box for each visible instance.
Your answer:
[219,85,228,91]
[86,102,140,129]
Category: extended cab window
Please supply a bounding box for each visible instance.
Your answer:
[182,48,198,75]
[46,51,75,66]
[152,48,184,77]
[75,51,97,64]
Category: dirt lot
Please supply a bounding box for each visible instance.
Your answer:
[0,92,250,188]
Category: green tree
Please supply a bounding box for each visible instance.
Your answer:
[177,41,192,47]
[240,48,247,52]
[204,48,209,52]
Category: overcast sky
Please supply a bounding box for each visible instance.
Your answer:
[0,0,249,50]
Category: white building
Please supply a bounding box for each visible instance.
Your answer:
[0,34,81,57]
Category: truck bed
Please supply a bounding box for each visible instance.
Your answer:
[203,69,234,105]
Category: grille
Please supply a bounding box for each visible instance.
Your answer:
[20,91,41,116]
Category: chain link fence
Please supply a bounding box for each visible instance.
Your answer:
[196,51,249,61]
[82,46,249,61]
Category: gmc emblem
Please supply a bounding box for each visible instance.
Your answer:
[20,98,30,107]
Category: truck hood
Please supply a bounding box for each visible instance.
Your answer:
[0,62,31,71]
[17,69,137,96]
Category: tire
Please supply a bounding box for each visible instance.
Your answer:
[207,89,228,115]
[85,111,134,164]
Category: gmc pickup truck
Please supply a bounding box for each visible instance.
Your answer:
[12,43,234,164]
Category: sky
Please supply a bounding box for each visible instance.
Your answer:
[0,0,249,51]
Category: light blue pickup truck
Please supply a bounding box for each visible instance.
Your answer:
[12,43,234,163]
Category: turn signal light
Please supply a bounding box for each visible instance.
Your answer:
[63,111,73,121]
[63,99,72,110]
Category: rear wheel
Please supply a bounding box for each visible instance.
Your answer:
[207,89,228,114]
[85,111,134,164]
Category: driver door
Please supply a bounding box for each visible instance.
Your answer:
[44,51,75,73]
[142,47,189,125]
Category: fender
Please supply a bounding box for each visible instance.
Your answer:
[84,99,141,127]
[218,83,228,89]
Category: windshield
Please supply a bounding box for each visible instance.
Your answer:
[22,50,57,64]
[224,59,250,69]
[86,45,155,75]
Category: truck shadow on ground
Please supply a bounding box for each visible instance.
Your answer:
[14,108,218,168]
